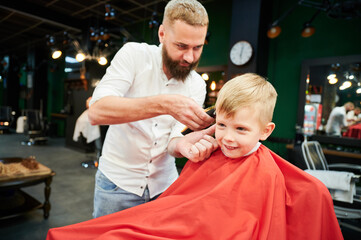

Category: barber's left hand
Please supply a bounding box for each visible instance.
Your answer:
[177,125,218,162]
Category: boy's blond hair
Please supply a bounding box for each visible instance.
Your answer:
[163,0,209,27]
[216,73,278,126]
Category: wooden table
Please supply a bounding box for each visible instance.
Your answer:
[0,158,56,220]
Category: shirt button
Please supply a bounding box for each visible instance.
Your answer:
[140,186,144,189]
[155,123,158,127]
[150,160,152,163]
[154,142,157,146]
[146,176,149,178]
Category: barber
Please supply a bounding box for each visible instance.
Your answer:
[88,0,217,218]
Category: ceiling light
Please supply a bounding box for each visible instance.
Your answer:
[267,3,298,39]
[98,57,108,65]
[52,49,62,59]
[46,35,56,46]
[356,88,361,94]
[105,4,116,20]
[267,25,281,39]
[301,10,320,38]
[327,73,338,84]
[76,53,86,62]
[210,81,216,91]
[62,31,71,45]
[149,12,159,29]
[201,73,209,81]
[339,81,352,90]
[329,77,338,84]
[301,24,315,37]
[327,73,336,80]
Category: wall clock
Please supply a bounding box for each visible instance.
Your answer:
[229,41,253,66]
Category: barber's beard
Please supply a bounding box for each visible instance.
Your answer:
[162,46,199,81]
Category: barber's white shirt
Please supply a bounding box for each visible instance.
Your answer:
[90,42,206,197]
[325,106,347,136]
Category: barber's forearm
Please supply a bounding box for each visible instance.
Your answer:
[88,95,168,125]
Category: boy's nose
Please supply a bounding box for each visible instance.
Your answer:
[223,131,235,142]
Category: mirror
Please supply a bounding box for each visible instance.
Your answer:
[297,55,361,143]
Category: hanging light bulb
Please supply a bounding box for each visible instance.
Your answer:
[210,81,216,91]
[328,77,338,85]
[339,81,352,90]
[301,23,315,37]
[105,4,116,20]
[267,25,282,39]
[327,73,338,84]
[327,73,336,80]
[51,49,62,59]
[201,73,209,81]
[98,57,108,65]
[301,10,320,38]
[266,3,298,39]
[76,52,86,62]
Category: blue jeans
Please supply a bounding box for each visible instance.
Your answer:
[93,170,160,218]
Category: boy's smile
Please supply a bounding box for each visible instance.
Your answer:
[215,107,273,159]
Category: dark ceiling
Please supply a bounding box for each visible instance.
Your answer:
[0,0,176,60]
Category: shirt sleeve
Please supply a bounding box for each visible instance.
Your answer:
[89,43,137,106]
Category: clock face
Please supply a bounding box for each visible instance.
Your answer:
[230,41,253,66]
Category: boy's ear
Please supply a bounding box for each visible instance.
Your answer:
[260,122,275,141]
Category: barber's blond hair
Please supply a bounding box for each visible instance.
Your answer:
[163,0,209,27]
[216,73,278,126]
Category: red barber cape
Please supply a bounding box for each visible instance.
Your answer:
[47,145,343,240]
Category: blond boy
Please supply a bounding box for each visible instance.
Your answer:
[215,73,276,158]
[47,74,342,240]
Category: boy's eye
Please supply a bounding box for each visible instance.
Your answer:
[237,127,246,131]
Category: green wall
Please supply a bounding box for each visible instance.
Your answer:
[126,0,232,67]
[267,0,361,141]
[47,58,66,136]
[198,0,232,67]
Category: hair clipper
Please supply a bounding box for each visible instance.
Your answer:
[181,106,216,135]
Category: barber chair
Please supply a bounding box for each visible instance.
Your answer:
[22,109,48,146]
[301,139,361,232]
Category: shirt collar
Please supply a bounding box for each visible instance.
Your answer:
[243,142,261,157]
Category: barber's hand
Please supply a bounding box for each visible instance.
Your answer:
[166,95,214,131]
[176,125,218,163]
